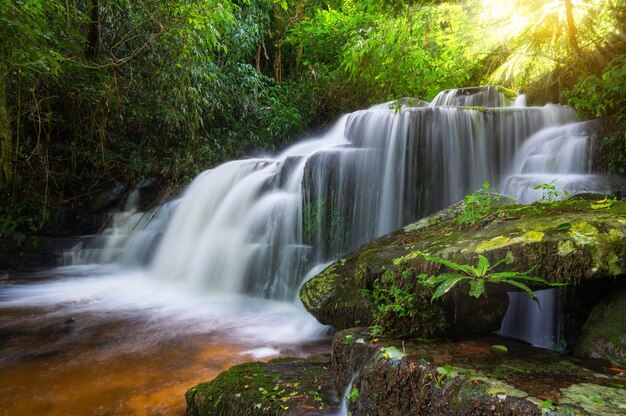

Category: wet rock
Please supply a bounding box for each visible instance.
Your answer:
[301,198,626,336]
[90,181,126,212]
[125,177,167,210]
[185,355,338,416]
[575,284,626,362]
[333,329,626,416]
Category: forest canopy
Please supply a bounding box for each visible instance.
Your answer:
[0,0,625,242]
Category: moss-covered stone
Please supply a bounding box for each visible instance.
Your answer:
[332,329,626,416]
[575,284,626,362]
[301,198,626,335]
[186,355,338,416]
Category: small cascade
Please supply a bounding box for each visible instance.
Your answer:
[64,190,176,267]
[498,289,564,350]
[500,121,598,203]
[430,85,516,107]
[64,86,625,346]
[337,374,358,416]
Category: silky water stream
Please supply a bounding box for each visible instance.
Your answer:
[1,86,623,415]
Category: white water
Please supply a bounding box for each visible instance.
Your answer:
[0,266,326,348]
[498,289,563,350]
[5,86,626,353]
[337,374,358,416]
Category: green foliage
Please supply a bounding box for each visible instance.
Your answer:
[372,269,416,319]
[341,3,484,102]
[534,180,569,203]
[363,265,448,338]
[456,181,501,226]
[302,194,347,255]
[287,1,485,109]
[415,252,566,305]
[600,133,626,176]
[0,0,312,238]
[541,398,555,411]
[348,386,359,404]
[3,0,626,242]
[566,55,626,123]
[0,193,53,246]
[486,0,625,92]
[435,364,453,389]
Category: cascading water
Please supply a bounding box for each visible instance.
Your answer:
[64,86,624,346]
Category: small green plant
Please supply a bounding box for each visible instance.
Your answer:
[456,181,501,226]
[534,180,569,203]
[435,364,453,388]
[541,398,555,411]
[369,325,384,337]
[363,267,448,337]
[348,386,359,404]
[415,252,565,304]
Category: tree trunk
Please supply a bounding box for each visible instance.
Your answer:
[564,0,581,57]
[0,65,14,189]
[273,8,283,83]
[86,0,100,59]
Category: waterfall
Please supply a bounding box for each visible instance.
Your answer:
[498,289,564,350]
[66,86,624,346]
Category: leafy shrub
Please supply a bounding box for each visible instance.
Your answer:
[456,181,501,226]
[566,54,626,123]
[601,132,626,176]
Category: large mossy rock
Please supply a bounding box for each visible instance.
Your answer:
[575,284,626,362]
[333,329,626,416]
[185,355,338,416]
[300,198,626,336]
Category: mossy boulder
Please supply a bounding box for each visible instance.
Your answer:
[185,355,338,416]
[333,329,626,416]
[300,198,626,336]
[575,284,626,362]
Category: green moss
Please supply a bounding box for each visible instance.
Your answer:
[575,287,626,361]
[476,235,510,252]
[558,240,575,256]
[560,383,626,415]
[475,231,543,253]
[187,356,337,416]
[498,85,519,100]
[186,362,281,416]
[569,222,599,246]
[300,264,338,310]
[333,331,626,416]
[301,197,626,332]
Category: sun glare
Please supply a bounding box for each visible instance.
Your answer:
[480,0,531,42]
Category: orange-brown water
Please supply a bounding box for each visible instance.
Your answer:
[0,306,329,416]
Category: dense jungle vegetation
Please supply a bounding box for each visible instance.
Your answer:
[1,0,625,244]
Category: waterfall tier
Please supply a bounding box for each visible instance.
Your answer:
[67,86,625,307]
